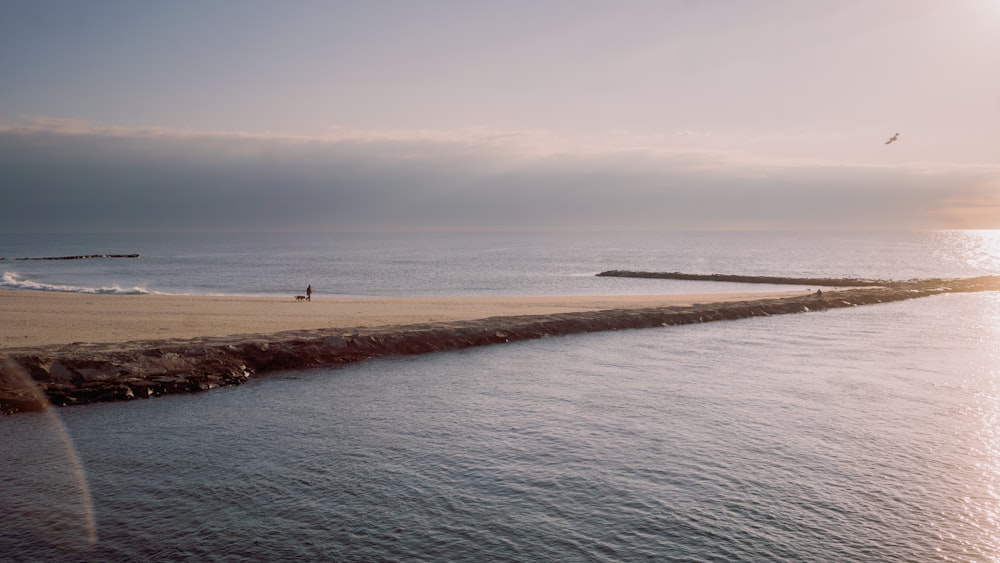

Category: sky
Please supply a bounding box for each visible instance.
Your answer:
[1,0,998,232]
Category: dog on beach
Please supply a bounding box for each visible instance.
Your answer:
[295,295,307,301]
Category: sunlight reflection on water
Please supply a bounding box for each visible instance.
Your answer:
[976,294,1000,554]
[935,230,1000,274]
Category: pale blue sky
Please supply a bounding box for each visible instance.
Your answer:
[1,0,998,231]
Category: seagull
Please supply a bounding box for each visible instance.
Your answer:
[884,132,899,145]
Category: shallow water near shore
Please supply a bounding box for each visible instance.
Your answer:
[2,231,1000,560]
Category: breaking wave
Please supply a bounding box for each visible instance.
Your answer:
[1,271,159,295]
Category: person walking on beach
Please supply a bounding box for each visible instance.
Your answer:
[306,284,312,302]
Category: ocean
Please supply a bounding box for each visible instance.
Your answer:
[1,231,999,561]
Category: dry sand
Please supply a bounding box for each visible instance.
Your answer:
[0,289,813,349]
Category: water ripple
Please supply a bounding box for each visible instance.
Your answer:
[3,294,1000,560]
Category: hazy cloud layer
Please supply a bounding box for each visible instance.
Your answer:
[2,123,997,232]
[2,2,997,233]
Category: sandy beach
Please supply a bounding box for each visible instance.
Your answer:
[3,276,994,414]
[0,289,811,349]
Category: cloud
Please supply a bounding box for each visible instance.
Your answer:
[1,118,997,232]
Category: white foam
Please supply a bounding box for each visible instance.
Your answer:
[1,271,161,295]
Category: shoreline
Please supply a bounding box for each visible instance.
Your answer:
[3,275,1000,414]
[0,288,812,350]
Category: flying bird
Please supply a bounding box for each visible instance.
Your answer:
[884,132,899,145]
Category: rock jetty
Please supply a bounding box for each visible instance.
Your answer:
[596,270,886,287]
[3,274,999,415]
[0,253,141,261]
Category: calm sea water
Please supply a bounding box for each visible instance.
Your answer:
[2,230,999,297]
[2,231,1000,561]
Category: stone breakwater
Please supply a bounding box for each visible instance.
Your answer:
[596,270,887,287]
[2,275,999,415]
[0,253,141,261]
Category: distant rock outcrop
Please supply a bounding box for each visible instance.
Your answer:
[596,270,886,287]
[0,253,141,261]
